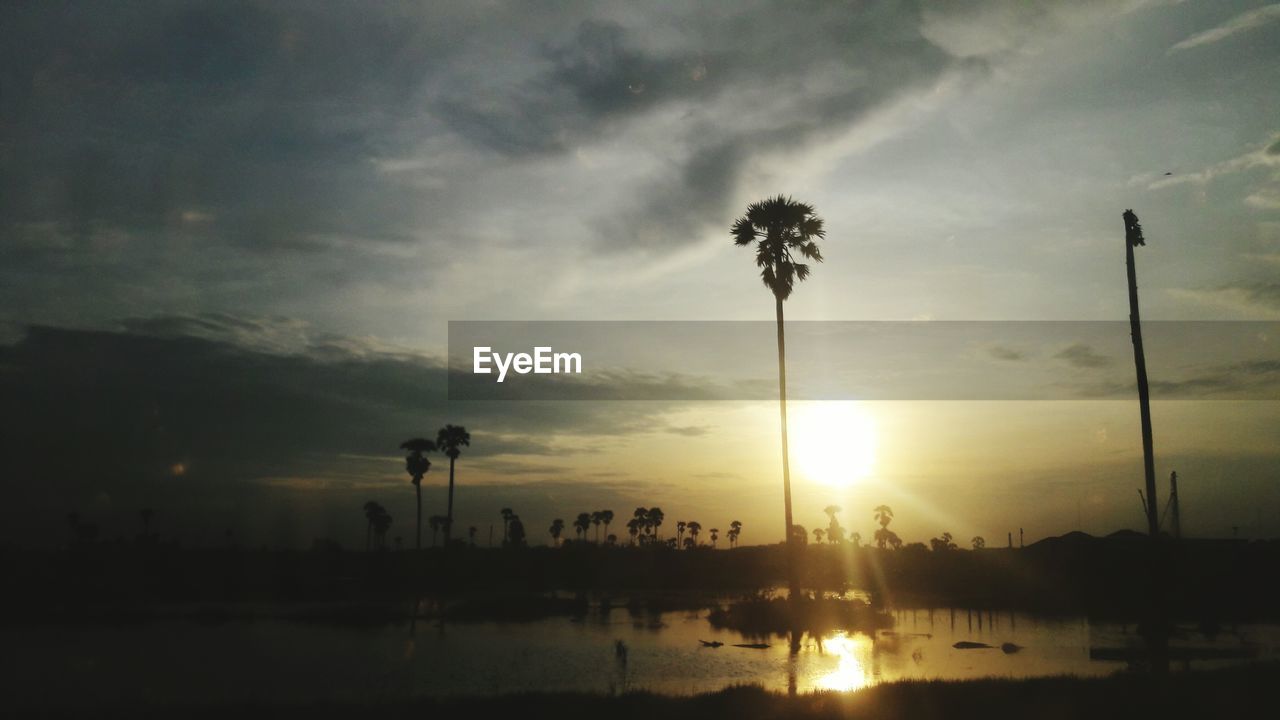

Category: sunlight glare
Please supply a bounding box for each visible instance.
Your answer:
[791,402,877,489]
[814,633,872,692]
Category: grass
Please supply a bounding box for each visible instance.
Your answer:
[19,662,1280,719]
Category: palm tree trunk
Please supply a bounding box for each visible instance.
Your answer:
[415,483,422,551]
[775,296,800,606]
[1126,240,1158,538]
[445,456,456,545]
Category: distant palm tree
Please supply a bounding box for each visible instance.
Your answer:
[428,515,446,547]
[633,507,649,543]
[574,513,591,542]
[373,510,392,549]
[729,520,742,548]
[436,425,471,545]
[626,518,641,545]
[507,514,526,547]
[646,507,665,540]
[600,509,614,542]
[813,528,825,544]
[500,507,514,542]
[677,521,688,546]
[363,500,384,551]
[873,505,893,529]
[591,511,603,543]
[732,195,826,603]
[850,531,862,547]
[710,528,719,548]
[687,521,702,547]
[400,438,436,550]
[550,518,565,546]
[972,536,985,550]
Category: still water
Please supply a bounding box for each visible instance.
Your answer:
[5,606,1277,707]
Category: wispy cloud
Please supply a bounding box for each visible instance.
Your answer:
[1169,4,1280,53]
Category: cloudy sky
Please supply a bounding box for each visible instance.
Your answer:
[2,0,1278,549]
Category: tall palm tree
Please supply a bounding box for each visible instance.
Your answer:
[676,521,688,546]
[549,518,565,546]
[710,528,720,548]
[626,517,641,545]
[873,505,893,529]
[688,520,702,547]
[813,528,825,544]
[574,512,591,542]
[732,195,825,603]
[400,438,436,550]
[436,425,471,545]
[729,520,742,548]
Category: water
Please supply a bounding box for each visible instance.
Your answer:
[5,606,1278,707]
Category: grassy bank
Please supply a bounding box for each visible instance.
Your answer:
[23,662,1280,719]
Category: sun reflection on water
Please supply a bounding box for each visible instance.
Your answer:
[814,633,873,692]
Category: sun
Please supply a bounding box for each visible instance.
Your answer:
[790,401,877,489]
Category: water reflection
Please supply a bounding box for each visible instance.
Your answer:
[3,606,1277,708]
[814,633,871,692]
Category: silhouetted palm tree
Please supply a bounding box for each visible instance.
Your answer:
[574,512,591,542]
[507,514,526,547]
[428,515,446,547]
[972,536,985,550]
[732,195,825,603]
[373,509,392,549]
[500,507,514,542]
[363,500,384,551]
[850,531,861,547]
[591,511,603,543]
[626,517,641,545]
[400,438,435,550]
[550,518,565,546]
[647,507,665,540]
[601,509,614,542]
[436,424,470,545]
[676,521,688,546]
[710,528,720,548]
[873,505,893,528]
[729,520,742,548]
[687,520,702,547]
[813,528,825,544]
[632,507,649,543]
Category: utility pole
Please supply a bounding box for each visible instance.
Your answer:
[1123,209,1160,539]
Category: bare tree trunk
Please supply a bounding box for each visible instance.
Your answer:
[775,295,801,654]
[1125,238,1159,538]
[445,456,456,545]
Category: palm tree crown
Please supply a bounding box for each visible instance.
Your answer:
[731,195,825,301]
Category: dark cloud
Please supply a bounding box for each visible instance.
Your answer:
[0,320,696,547]
[988,345,1026,361]
[1054,342,1113,368]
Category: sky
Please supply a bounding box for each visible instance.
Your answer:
[2,0,1279,549]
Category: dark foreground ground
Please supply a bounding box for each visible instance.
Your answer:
[22,662,1279,720]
